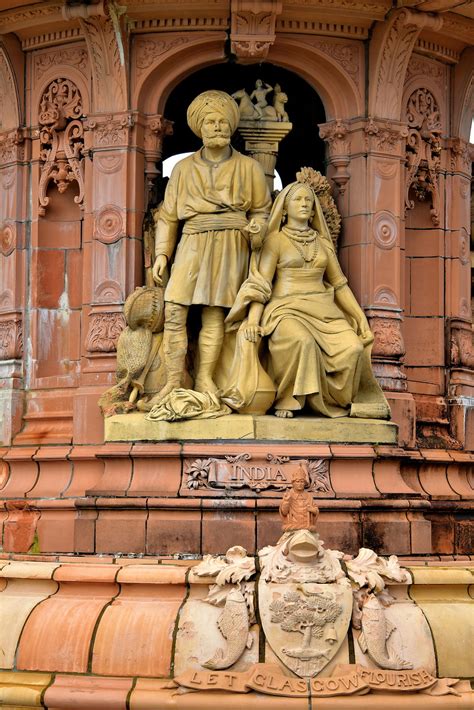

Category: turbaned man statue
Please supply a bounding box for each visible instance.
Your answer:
[152,90,271,402]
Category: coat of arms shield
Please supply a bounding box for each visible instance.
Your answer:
[259,578,353,678]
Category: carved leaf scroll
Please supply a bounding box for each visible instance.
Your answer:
[85,312,126,353]
[346,548,411,593]
[38,78,84,216]
[404,88,442,226]
[0,319,23,360]
[195,546,256,587]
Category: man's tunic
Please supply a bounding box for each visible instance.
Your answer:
[155,147,270,308]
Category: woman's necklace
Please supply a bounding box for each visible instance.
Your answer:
[282,226,319,263]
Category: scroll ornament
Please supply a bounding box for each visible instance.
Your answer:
[38,78,84,216]
[405,88,442,226]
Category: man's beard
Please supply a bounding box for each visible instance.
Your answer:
[202,135,230,148]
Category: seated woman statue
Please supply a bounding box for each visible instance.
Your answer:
[239,177,387,419]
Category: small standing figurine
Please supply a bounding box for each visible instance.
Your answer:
[279,465,319,531]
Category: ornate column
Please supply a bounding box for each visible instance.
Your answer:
[74,112,136,443]
[0,128,28,445]
[66,0,156,444]
[0,17,26,446]
[445,138,473,447]
[74,111,172,443]
[319,117,415,446]
[142,113,173,208]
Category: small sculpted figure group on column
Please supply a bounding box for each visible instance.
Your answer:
[100,89,389,421]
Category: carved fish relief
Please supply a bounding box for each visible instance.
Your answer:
[358,595,413,670]
[202,588,252,670]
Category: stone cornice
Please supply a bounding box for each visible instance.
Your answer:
[1,1,472,52]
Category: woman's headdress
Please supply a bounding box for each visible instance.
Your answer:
[266,168,339,251]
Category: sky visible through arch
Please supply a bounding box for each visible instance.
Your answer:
[163,152,283,191]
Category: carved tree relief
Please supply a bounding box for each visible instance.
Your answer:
[38,78,84,216]
[405,88,442,226]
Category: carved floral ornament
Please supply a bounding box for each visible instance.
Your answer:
[364,117,408,153]
[38,78,85,216]
[370,316,405,359]
[84,113,134,148]
[0,129,25,166]
[0,222,16,257]
[404,87,442,226]
[85,311,126,353]
[449,319,474,370]
[0,318,23,360]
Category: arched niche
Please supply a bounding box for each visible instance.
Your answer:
[0,40,21,132]
[160,62,326,189]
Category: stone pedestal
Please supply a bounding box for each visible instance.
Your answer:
[237,119,293,191]
[104,411,397,444]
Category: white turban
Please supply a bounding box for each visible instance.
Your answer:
[187,90,240,138]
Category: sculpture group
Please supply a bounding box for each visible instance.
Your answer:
[100,88,389,422]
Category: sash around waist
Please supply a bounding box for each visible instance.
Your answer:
[182,212,248,234]
[272,268,327,297]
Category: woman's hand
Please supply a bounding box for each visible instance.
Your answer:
[358,320,374,346]
[152,254,168,285]
[242,323,263,342]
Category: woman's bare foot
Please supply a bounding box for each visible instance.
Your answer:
[275,409,294,418]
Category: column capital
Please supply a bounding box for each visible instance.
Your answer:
[84,112,135,150]
[0,128,27,167]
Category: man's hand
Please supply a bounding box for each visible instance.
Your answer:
[152,254,168,286]
[243,219,263,250]
[243,218,261,236]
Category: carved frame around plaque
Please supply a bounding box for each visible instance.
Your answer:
[180,453,333,497]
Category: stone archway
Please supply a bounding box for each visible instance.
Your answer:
[159,62,326,192]
[134,33,361,122]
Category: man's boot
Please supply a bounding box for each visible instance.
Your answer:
[138,302,188,409]
[194,306,224,393]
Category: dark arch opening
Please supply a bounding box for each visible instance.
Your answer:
[161,62,326,191]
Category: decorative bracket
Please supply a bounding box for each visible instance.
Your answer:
[230,0,282,63]
[64,0,128,113]
[404,88,442,226]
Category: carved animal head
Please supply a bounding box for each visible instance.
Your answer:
[284,530,323,564]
